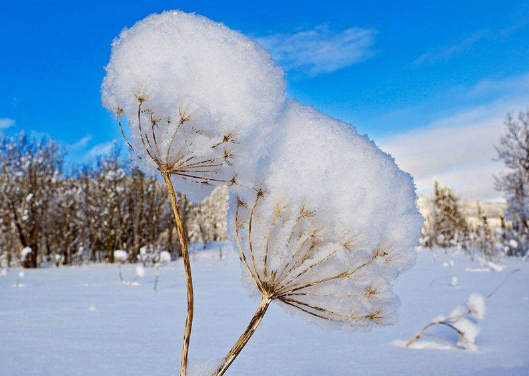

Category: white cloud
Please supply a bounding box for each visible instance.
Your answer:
[378,77,529,201]
[257,25,376,75]
[413,30,488,66]
[70,134,92,150]
[0,118,16,129]
[87,141,115,159]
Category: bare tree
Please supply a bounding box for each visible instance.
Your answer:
[494,110,529,256]
[0,133,64,268]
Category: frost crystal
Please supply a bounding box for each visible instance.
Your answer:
[102,11,286,201]
[231,100,423,329]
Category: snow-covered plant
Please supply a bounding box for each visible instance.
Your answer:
[102,11,286,374]
[154,250,171,292]
[214,101,423,375]
[13,271,24,288]
[405,293,486,350]
[0,133,65,268]
[114,250,128,282]
[53,254,64,267]
[494,110,529,256]
[422,180,469,250]
[406,268,519,350]
[127,265,145,286]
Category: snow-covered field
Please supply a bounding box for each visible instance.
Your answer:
[1,245,528,376]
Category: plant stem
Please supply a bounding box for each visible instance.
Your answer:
[214,296,271,376]
[162,171,194,376]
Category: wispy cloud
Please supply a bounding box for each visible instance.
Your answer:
[70,134,92,150]
[413,30,488,66]
[466,73,529,99]
[87,141,115,159]
[0,118,16,129]
[379,73,529,201]
[257,25,376,75]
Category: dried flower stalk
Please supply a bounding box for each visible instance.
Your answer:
[116,97,237,376]
[214,190,397,375]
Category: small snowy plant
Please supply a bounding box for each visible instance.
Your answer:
[154,250,171,292]
[213,101,423,375]
[114,250,128,282]
[102,11,285,374]
[13,271,24,288]
[405,293,486,350]
[127,265,145,286]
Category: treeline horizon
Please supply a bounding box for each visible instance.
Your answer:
[0,132,228,268]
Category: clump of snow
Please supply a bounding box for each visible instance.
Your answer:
[113,250,128,263]
[187,359,222,376]
[102,10,286,201]
[88,306,97,312]
[135,265,145,278]
[159,251,171,264]
[487,261,504,272]
[432,315,446,323]
[12,271,25,288]
[231,100,423,330]
[0,269,6,278]
[392,339,453,351]
[451,276,458,287]
[449,305,468,320]
[443,260,455,267]
[21,247,32,260]
[467,293,486,320]
[453,318,480,350]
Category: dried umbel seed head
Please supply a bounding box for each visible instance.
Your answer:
[230,100,423,331]
[234,190,402,331]
[102,10,286,201]
[114,101,241,190]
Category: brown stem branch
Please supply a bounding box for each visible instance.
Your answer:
[162,171,194,376]
[213,297,271,376]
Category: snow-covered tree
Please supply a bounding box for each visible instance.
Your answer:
[494,109,529,256]
[0,133,64,268]
[424,180,469,250]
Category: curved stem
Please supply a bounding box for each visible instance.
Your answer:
[162,171,194,376]
[213,296,271,376]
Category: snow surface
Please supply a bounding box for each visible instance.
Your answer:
[1,246,528,376]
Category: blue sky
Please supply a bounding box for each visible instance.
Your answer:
[1,0,528,200]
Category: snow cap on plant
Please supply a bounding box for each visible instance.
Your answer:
[102,10,286,201]
[159,251,171,263]
[136,265,145,278]
[114,250,128,263]
[232,100,423,330]
[467,293,486,320]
